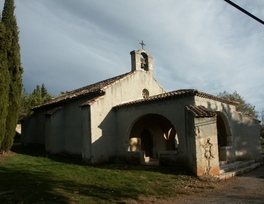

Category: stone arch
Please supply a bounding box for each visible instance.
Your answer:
[128,113,177,158]
[216,112,232,147]
[216,111,235,162]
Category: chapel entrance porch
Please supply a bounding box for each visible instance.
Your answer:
[127,114,178,165]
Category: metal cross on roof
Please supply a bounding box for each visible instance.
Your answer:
[139,40,146,49]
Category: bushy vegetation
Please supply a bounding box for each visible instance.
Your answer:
[19,83,54,122]
[217,91,258,118]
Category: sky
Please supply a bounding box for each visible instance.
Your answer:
[0,0,264,115]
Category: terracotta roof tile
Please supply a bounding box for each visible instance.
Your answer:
[186,105,216,118]
[80,95,105,107]
[114,89,239,108]
[33,72,133,109]
[114,89,197,108]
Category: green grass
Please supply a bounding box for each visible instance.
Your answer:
[0,145,216,204]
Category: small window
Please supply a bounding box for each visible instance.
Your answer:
[142,89,149,99]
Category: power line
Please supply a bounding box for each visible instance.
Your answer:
[223,0,264,25]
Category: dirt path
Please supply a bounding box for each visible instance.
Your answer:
[178,164,264,204]
[123,164,264,204]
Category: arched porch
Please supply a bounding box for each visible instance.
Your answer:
[127,113,178,165]
[216,112,235,163]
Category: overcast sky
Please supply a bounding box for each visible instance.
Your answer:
[1,0,264,115]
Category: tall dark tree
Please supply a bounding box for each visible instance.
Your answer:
[0,21,10,148]
[1,0,23,153]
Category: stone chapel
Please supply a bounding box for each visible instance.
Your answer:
[22,49,263,178]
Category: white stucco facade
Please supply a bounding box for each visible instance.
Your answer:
[21,49,262,177]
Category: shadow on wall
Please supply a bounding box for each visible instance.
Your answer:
[206,101,262,162]
[128,114,178,154]
[95,111,183,165]
[233,112,262,162]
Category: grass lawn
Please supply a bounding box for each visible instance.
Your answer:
[0,145,217,204]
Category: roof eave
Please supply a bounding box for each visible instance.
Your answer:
[32,90,105,110]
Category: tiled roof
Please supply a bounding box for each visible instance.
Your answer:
[33,72,133,109]
[195,91,239,105]
[114,89,239,108]
[114,89,196,108]
[80,96,105,107]
[186,105,216,118]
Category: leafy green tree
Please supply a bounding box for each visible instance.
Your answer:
[18,84,54,122]
[1,0,23,153]
[217,91,258,118]
[0,21,10,148]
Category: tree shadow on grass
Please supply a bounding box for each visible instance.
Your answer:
[10,144,189,176]
[0,165,142,204]
[0,166,69,203]
[2,145,197,203]
[11,144,83,165]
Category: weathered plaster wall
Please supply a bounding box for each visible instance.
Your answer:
[185,110,197,174]
[89,70,165,162]
[81,106,92,161]
[232,112,262,162]
[115,96,195,164]
[193,117,220,176]
[46,97,91,155]
[195,96,262,163]
[63,98,84,154]
[21,114,38,144]
[21,109,46,145]
[45,108,64,153]
[25,96,90,155]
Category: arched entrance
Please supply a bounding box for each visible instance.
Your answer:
[128,114,178,164]
[217,114,227,147]
[141,129,153,157]
[216,113,234,163]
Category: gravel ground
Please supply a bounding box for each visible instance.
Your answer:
[124,162,264,204]
[178,163,264,204]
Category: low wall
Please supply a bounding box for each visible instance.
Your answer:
[126,151,181,166]
[219,146,235,163]
[126,151,145,164]
[158,151,178,166]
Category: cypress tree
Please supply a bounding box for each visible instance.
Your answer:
[0,21,10,149]
[1,0,23,153]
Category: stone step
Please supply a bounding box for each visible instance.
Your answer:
[219,160,227,165]
[220,160,255,174]
[217,162,263,180]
